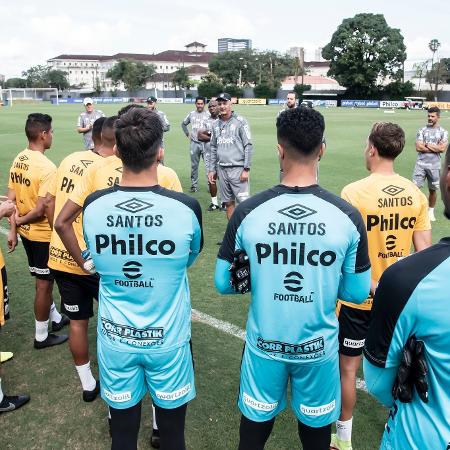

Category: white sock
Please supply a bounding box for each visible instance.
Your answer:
[152,404,158,430]
[0,378,4,403]
[35,320,49,342]
[336,417,353,442]
[75,361,97,391]
[429,207,434,213]
[211,196,218,206]
[49,302,62,323]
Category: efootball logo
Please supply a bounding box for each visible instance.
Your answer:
[122,261,142,279]
[385,234,397,250]
[115,198,153,213]
[382,185,405,197]
[284,271,303,292]
[278,204,317,220]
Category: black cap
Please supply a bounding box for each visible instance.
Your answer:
[146,96,157,103]
[217,93,231,101]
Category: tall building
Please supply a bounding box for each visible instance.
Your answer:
[218,38,252,53]
[315,47,324,62]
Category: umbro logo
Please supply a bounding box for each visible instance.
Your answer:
[115,198,153,213]
[386,234,397,250]
[122,261,142,279]
[278,204,317,220]
[115,167,123,173]
[80,159,93,168]
[19,155,28,161]
[382,185,405,197]
[284,271,303,292]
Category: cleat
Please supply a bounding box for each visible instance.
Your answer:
[82,380,100,402]
[51,314,70,332]
[34,333,68,349]
[0,351,14,363]
[0,394,30,413]
[207,203,220,211]
[330,433,353,450]
[151,428,160,449]
[189,186,198,193]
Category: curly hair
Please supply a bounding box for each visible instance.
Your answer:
[276,107,325,158]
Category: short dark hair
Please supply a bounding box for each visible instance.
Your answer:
[101,116,117,147]
[276,107,325,159]
[428,106,441,116]
[25,113,52,141]
[195,96,205,104]
[114,108,163,172]
[92,117,106,145]
[287,91,296,97]
[368,122,405,160]
[117,103,144,117]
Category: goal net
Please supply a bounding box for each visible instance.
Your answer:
[0,88,59,106]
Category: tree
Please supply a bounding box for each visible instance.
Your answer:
[413,61,428,91]
[172,67,193,97]
[106,60,156,93]
[224,84,243,98]
[47,70,69,90]
[383,81,414,99]
[322,13,406,97]
[293,84,311,100]
[197,72,224,99]
[253,82,277,99]
[5,78,27,88]
[427,39,442,100]
[22,65,50,87]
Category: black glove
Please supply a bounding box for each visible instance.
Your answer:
[392,335,429,403]
[229,250,251,294]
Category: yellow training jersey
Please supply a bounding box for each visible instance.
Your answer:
[70,155,183,207]
[8,149,56,242]
[47,151,103,275]
[339,173,431,310]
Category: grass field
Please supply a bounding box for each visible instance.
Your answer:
[0,103,448,450]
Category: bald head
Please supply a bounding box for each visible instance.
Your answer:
[101,116,117,148]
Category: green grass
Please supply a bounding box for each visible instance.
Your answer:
[0,103,449,449]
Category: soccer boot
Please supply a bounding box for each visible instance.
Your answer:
[207,203,220,211]
[330,433,353,450]
[0,394,30,413]
[150,428,160,449]
[83,380,100,402]
[51,314,70,332]
[34,333,68,349]
[0,351,13,363]
[189,186,198,193]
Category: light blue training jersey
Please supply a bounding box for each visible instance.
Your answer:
[83,184,203,354]
[216,184,371,365]
[364,238,450,450]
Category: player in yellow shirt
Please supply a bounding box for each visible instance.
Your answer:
[331,122,432,450]
[46,116,110,401]
[7,113,68,350]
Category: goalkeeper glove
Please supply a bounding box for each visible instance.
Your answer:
[392,335,429,404]
[229,250,251,294]
[81,249,97,274]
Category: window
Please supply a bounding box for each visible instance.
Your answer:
[81,71,83,74]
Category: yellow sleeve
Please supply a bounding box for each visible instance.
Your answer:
[414,192,432,231]
[38,167,56,197]
[70,164,95,206]
[341,185,355,205]
[44,172,57,197]
[170,172,183,193]
[7,164,14,189]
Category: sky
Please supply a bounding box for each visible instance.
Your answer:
[1,0,449,79]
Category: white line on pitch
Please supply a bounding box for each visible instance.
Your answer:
[192,308,368,393]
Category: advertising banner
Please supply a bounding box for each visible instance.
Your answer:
[380,100,404,108]
[312,100,338,107]
[425,101,450,110]
[158,98,183,104]
[341,100,380,108]
[238,98,267,105]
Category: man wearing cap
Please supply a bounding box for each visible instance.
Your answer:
[77,98,104,150]
[208,93,253,219]
[182,96,210,192]
[146,97,170,134]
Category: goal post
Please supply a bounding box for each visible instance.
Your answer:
[0,88,59,106]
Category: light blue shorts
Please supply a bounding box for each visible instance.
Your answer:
[97,339,195,410]
[238,346,340,426]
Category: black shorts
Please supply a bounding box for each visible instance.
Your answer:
[20,236,53,281]
[52,270,99,320]
[337,303,371,357]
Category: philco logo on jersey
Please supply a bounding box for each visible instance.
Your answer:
[256,242,336,266]
[278,204,317,221]
[367,213,416,232]
[95,234,175,256]
[379,185,412,207]
[284,271,303,292]
[10,172,31,186]
[257,336,325,360]
[116,198,153,213]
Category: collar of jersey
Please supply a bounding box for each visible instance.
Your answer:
[273,184,319,193]
[112,184,162,192]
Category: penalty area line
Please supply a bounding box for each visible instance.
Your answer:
[191,308,367,392]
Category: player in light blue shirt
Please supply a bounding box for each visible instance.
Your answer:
[82,108,203,450]
[364,148,450,450]
[215,107,371,450]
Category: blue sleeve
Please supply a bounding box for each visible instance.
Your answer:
[338,269,371,304]
[342,209,370,275]
[214,258,235,294]
[363,356,396,408]
[187,202,203,268]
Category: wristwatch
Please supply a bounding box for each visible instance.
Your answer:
[243,167,250,172]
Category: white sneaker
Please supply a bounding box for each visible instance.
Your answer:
[429,210,436,222]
